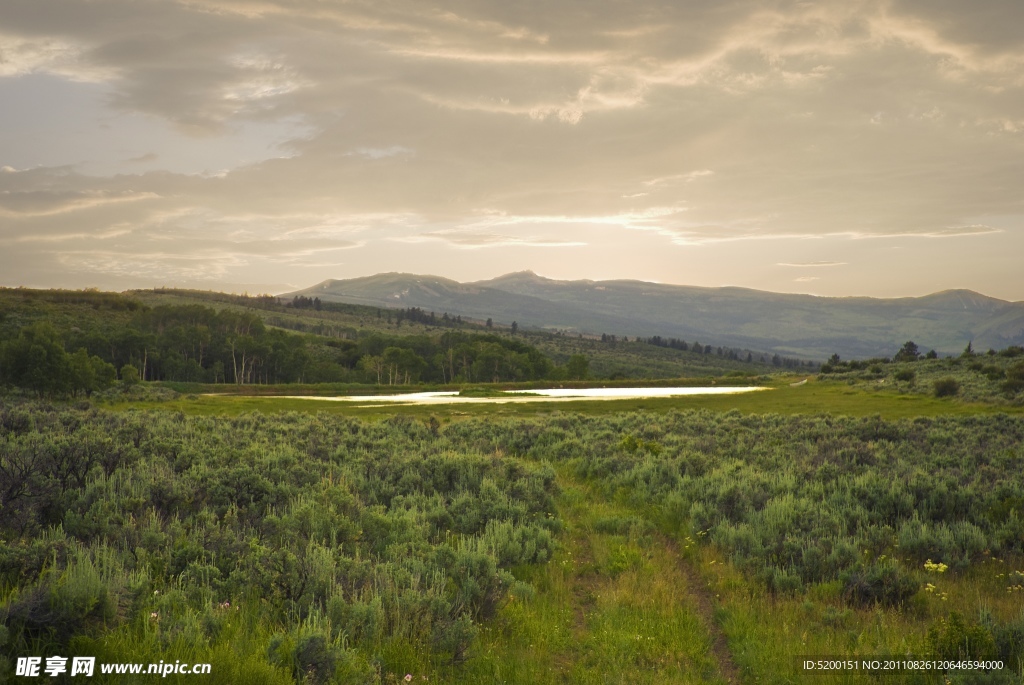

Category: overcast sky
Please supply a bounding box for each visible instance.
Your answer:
[2,0,1023,299]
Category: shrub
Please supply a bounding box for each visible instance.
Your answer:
[992,611,1024,671]
[1002,362,1024,395]
[934,378,960,397]
[928,612,998,661]
[841,561,919,607]
[294,635,337,685]
[432,614,476,664]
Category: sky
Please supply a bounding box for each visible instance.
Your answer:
[1,0,1023,300]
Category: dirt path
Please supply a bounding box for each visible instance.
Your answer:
[452,472,743,684]
[663,536,743,684]
[554,474,742,684]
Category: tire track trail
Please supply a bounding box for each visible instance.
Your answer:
[663,536,743,684]
[547,474,740,684]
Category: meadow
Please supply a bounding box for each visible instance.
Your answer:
[3,290,1024,683]
[2,396,1023,683]
[98,376,1024,422]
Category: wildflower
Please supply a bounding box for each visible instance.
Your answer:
[405,675,413,682]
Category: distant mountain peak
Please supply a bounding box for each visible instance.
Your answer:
[282,272,1024,358]
[487,270,542,281]
[917,289,1005,311]
[481,271,597,287]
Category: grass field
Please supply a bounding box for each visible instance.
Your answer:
[431,470,732,684]
[100,377,1024,421]
[6,376,1024,684]
[437,470,1024,685]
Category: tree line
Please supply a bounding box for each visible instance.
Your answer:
[635,334,813,369]
[0,303,590,396]
[288,297,469,328]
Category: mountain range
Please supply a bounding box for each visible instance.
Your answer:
[283,272,1024,360]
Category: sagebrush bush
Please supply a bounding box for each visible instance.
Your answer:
[0,402,560,676]
[448,410,1024,594]
[4,402,1024,680]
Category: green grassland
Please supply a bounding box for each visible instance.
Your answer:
[99,378,1024,421]
[4,289,1024,684]
[3,399,1024,683]
[821,350,1024,406]
[438,470,731,684]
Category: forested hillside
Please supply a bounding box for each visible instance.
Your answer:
[0,290,564,394]
[0,289,785,397]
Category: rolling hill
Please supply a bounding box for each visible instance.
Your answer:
[283,272,1024,359]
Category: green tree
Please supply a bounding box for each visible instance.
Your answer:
[68,349,97,397]
[0,323,71,396]
[359,355,385,384]
[566,354,589,380]
[382,347,425,385]
[120,364,141,387]
[472,342,508,383]
[91,356,117,390]
[894,341,920,362]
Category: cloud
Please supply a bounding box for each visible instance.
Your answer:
[346,146,414,159]
[1,0,1023,296]
[846,225,1003,239]
[0,190,159,218]
[642,170,714,187]
[400,229,586,249]
[126,152,159,163]
[0,33,116,81]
